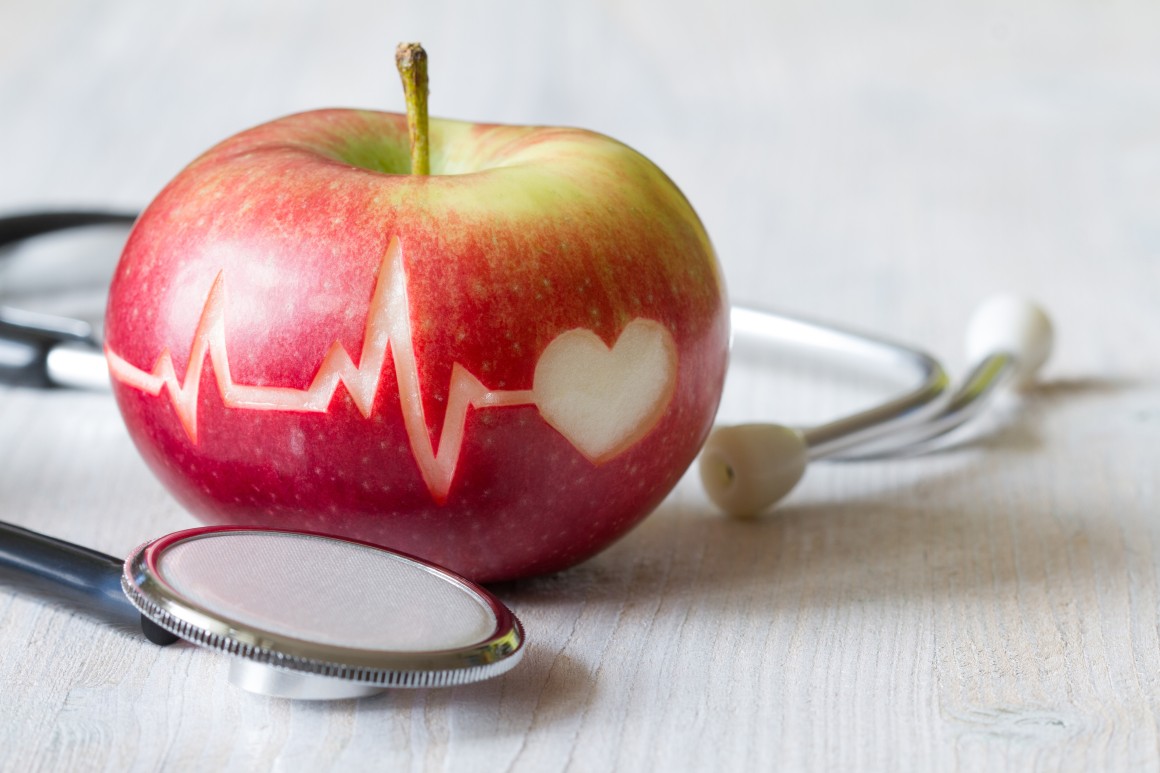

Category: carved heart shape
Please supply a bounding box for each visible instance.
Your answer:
[533,318,678,463]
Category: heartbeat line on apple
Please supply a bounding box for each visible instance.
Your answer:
[106,237,679,503]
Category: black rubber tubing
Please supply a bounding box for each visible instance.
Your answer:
[0,211,136,248]
[0,520,177,645]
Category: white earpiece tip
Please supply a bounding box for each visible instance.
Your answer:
[699,423,808,518]
[965,295,1053,389]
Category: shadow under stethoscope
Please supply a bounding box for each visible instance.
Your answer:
[503,461,1069,634]
[503,363,1118,616]
[343,378,1119,729]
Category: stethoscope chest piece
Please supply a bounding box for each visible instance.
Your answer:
[121,527,525,700]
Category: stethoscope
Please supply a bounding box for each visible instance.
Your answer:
[0,211,1052,699]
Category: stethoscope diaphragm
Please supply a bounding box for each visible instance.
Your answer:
[122,527,525,699]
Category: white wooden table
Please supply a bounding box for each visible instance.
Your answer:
[1,2,1157,770]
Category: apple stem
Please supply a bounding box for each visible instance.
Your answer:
[395,42,430,176]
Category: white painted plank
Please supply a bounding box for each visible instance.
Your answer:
[1,1,1158,770]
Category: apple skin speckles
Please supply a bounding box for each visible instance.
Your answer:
[105,108,729,583]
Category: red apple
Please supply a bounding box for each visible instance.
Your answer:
[105,102,729,582]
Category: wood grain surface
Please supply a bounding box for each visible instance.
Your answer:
[1,1,1157,770]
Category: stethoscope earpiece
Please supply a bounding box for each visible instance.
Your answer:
[965,295,1054,390]
[699,423,809,518]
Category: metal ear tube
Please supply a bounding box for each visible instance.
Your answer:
[700,298,1053,516]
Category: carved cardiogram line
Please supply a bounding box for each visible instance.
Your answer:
[106,237,536,502]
